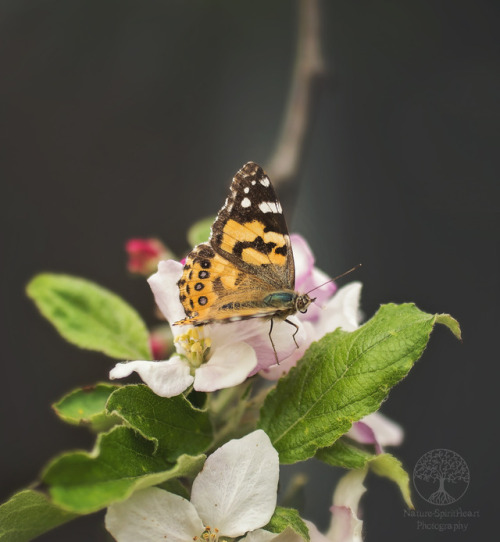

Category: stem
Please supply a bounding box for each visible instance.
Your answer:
[266,0,325,202]
[208,381,274,452]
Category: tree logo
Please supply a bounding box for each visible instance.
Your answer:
[413,449,470,505]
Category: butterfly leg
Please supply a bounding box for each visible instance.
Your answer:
[268,318,279,364]
[284,318,300,349]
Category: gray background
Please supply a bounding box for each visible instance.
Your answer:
[1,1,497,540]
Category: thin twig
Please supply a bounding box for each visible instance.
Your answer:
[266,0,325,196]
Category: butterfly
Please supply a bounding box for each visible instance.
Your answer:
[174,161,315,360]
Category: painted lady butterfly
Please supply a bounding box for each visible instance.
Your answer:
[174,161,314,358]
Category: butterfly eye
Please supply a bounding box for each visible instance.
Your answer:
[296,295,313,314]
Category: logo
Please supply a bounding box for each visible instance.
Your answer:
[413,449,470,505]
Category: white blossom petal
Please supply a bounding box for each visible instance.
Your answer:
[299,266,337,323]
[259,320,315,380]
[147,259,186,326]
[105,487,204,542]
[207,318,300,370]
[347,412,403,453]
[327,469,367,542]
[290,234,336,323]
[345,422,381,454]
[290,234,315,285]
[243,529,279,542]
[315,282,362,337]
[244,528,306,542]
[191,430,279,537]
[207,319,267,349]
[248,316,307,370]
[109,356,193,397]
[193,342,257,392]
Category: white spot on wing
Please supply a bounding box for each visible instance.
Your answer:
[260,177,270,187]
[244,187,249,194]
[251,180,256,185]
[258,201,282,213]
[241,197,251,208]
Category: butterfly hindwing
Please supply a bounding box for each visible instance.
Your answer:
[177,242,288,325]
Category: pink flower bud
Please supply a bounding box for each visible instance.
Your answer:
[148,325,174,360]
[125,238,171,276]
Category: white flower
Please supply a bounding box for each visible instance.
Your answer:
[110,259,304,397]
[305,469,367,542]
[105,430,280,541]
[244,527,307,542]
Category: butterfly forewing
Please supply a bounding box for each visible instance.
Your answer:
[210,162,294,288]
[176,161,297,326]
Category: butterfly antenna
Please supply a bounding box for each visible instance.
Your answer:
[306,263,362,296]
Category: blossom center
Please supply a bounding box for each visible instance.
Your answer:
[174,328,212,369]
[194,525,222,542]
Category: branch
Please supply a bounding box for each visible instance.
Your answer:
[266,0,326,201]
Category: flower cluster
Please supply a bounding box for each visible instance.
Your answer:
[106,233,404,542]
[105,430,369,542]
[17,220,455,542]
[111,235,362,397]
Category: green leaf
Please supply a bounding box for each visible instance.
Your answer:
[370,454,413,508]
[434,313,462,340]
[264,507,309,541]
[187,215,214,247]
[53,383,122,432]
[106,385,213,461]
[26,273,151,360]
[316,438,373,469]
[0,490,78,542]
[259,304,460,463]
[43,426,205,514]
[317,439,413,508]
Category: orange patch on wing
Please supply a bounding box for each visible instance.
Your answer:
[241,247,272,265]
[220,219,288,267]
[177,249,253,324]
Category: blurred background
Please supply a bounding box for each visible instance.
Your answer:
[0,1,498,540]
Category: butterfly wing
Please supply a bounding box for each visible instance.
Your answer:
[211,162,294,287]
[176,242,290,325]
[176,162,295,326]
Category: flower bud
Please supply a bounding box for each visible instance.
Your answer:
[125,238,171,276]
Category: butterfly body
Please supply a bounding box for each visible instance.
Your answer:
[174,162,313,353]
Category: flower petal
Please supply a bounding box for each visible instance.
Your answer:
[193,341,257,392]
[109,356,194,397]
[327,469,367,542]
[207,318,304,372]
[298,267,337,323]
[191,430,279,537]
[259,320,315,380]
[105,487,204,542]
[244,528,307,542]
[345,422,381,454]
[315,282,362,338]
[290,234,336,323]
[290,234,315,286]
[249,316,307,370]
[147,260,186,326]
[347,412,404,453]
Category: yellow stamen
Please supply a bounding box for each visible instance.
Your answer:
[174,327,211,368]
